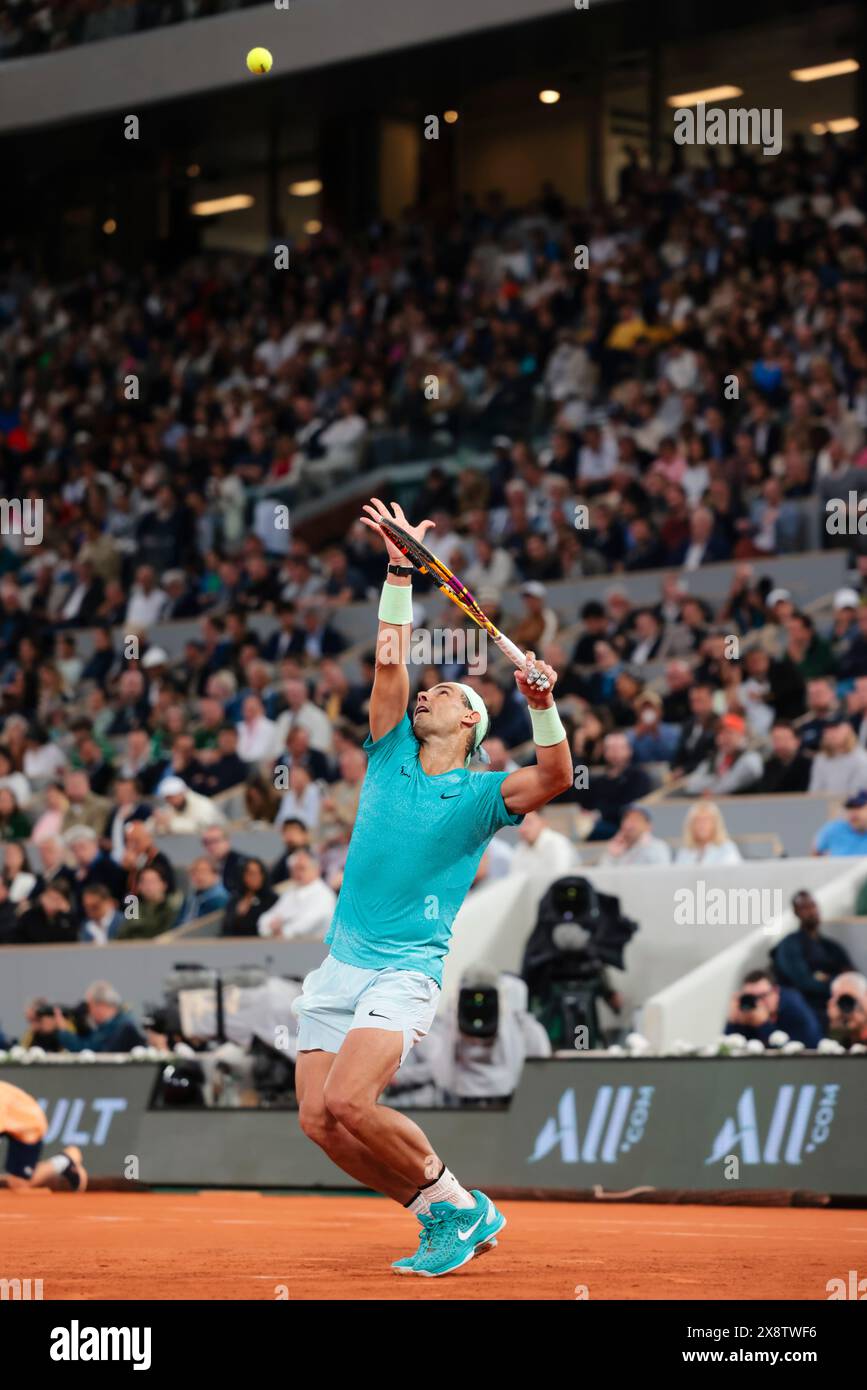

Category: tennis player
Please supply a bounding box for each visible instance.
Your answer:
[292,499,572,1276]
[0,1079,88,1191]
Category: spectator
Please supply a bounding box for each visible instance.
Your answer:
[815,791,867,857]
[627,690,681,764]
[600,805,672,866]
[795,677,843,754]
[123,820,176,896]
[118,866,181,940]
[682,714,762,796]
[809,720,867,797]
[60,770,110,837]
[669,682,718,777]
[16,883,78,945]
[65,825,126,909]
[725,968,822,1049]
[152,776,226,834]
[179,857,231,924]
[236,695,281,764]
[571,731,653,838]
[256,850,336,940]
[675,802,742,867]
[269,818,312,886]
[755,721,811,794]
[275,763,322,830]
[2,841,36,903]
[510,810,575,877]
[186,724,248,797]
[0,788,30,841]
[772,891,854,1034]
[222,858,278,938]
[79,884,123,945]
[200,828,246,894]
[104,776,151,860]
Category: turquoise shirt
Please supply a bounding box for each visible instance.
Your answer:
[325,714,523,985]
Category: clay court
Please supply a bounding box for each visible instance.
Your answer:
[2,1191,864,1300]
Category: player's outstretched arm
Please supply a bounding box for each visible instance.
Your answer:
[360,498,433,742]
[501,653,572,814]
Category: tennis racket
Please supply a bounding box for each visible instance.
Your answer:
[373,514,550,691]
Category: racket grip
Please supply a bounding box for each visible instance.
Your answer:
[493,634,551,691]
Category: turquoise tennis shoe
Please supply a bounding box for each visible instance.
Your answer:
[391,1212,437,1274]
[411,1190,506,1277]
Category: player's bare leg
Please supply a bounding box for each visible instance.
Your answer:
[321,1029,445,1188]
[296,1048,419,1202]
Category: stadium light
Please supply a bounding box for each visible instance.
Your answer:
[304,220,323,235]
[791,59,859,82]
[811,117,859,134]
[666,85,743,107]
[191,195,255,216]
[289,179,323,197]
[444,110,459,124]
[102,219,117,235]
[186,164,201,178]
[539,89,561,105]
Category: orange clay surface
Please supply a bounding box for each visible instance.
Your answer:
[1,1191,865,1300]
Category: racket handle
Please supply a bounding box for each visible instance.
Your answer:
[493,633,551,691]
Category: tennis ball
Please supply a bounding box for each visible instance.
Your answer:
[246,47,272,74]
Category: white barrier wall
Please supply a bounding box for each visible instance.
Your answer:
[642,858,867,1049]
[444,855,863,1030]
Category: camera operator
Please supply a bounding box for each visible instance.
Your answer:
[522,876,633,1048]
[725,967,822,1048]
[40,981,147,1053]
[429,969,551,1106]
[827,972,867,1049]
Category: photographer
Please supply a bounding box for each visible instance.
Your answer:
[827,972,867,1049]
[725,968,822,1048]
[46,981,147,1053]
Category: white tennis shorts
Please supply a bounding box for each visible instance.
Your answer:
[292,953,441,1067]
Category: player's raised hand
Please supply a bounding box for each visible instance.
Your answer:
[359,498,434,565]
[514,651,557,708]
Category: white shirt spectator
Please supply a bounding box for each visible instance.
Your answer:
[23,742,67,786]
[156,788,226,834]
[809,747,867,797]
[601,835,672,867]
[675,840,742,867]
[511,825,576,877]
[125,585,168,628]
[6,869,37,903]
[276,782,322,830]
[273,701,333,755]
[236,715,281,763]
[0,770,32,809]
[257,878,336,940]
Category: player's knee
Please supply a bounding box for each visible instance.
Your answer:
[321,1086,369,1134]
[298,1103,337,1148]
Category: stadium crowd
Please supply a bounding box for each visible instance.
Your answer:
[0,140,866,1058]
[0,0,249,59]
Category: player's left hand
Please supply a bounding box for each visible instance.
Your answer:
[515,652,557,709]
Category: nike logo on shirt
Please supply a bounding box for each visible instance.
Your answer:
[441,792,460,799]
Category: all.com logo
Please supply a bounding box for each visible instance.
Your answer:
[706,1084,839,1166]
[528,1085,654,1165]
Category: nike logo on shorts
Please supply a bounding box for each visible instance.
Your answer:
[368,1010,391,1019]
